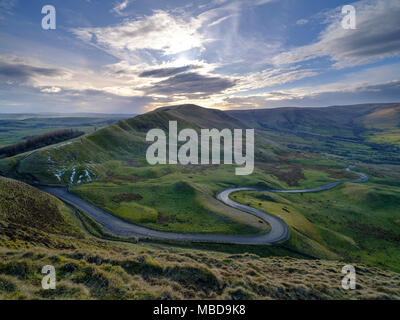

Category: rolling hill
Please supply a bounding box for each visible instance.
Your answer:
[228,103,400,163]
[1,175,399,300]
[2,103,400,186]
[227,103,400,132]
[0,176,85,248]
[0,103,399,273]
[0,104,269,185]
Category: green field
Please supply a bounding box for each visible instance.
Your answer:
[367,129,400,147]
[71,163,273,235]
[232,169,400,272]
[0,116,127,147]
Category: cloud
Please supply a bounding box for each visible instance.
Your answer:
[296,19,308,25]
[237,67,319,92]
[0,61,64,83]
[40,86,62,93]
[0,55,149,99]
[72,10,206,60]
[0,0,17,10]
[208,14,237,27]
[224,80,400,109]
[251,0,279,6]
[273,0,400,68]
[145,72,237,96]
[112,0,133,16]
[0,84,155,114]
[139,65,199,78]
[2,0,398,113]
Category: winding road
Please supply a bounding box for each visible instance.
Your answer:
[40,167,368,245]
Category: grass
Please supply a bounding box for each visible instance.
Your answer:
[0,117,123,147]
[232,175,400,272]
[1,246,399,300]
[72,174,269,235]
[0,176,86,248]
[366,129,400,147]
[70,158,356,236]
[0,175,400,300]
[1,104,400,297]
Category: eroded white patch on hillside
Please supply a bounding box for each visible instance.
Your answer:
[53,141,73,150]
[70,168,76,183]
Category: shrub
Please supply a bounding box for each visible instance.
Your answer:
[0,129,84,158]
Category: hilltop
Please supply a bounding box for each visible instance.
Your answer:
[0,104,273,185]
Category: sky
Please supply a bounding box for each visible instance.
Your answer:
[0,0,400,114]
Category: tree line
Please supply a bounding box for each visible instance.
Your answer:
[0,129,84,158]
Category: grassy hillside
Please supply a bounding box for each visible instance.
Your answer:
[233,173,400,272]
[1,104,399,276]
[0,176,398,300]
[227,103,398,133]
[228,103,400,164]
[2,246,400,300]
[0,105,282,235]
[0,176,85,248]
[0,116,127,147]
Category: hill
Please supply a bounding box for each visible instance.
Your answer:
[3,102,399,186]
[1,103,399,272]
[228,103,400,163]
[0,104,400,299]
[226,103,399,132]
[1,175,399,300]
[0,176,85,248]
[0,104,260,185]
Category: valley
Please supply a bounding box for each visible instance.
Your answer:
[0,103,400,299]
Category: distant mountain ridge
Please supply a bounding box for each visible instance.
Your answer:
[1,103,399,185]
[226,103,400,133]
[0,113,136,120]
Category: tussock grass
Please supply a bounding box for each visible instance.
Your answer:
[1,247,399,300]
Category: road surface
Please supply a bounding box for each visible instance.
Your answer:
[40,167,368,245]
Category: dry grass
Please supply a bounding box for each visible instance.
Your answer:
[1,247,399,300]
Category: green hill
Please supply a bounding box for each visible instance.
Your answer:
[227,103,400,133]
[1,104,400,299]
[1,176,399,300]
[0,105,275,235]
[3,103,400,185]
[228,103,400,163]
[1,104,400,268]
[0,104,254,185]
[0,176,85,248]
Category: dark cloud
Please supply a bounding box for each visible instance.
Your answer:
[0,62,64,82]
[333,7,400,62]
[273,1,400,68]
[145,72,236,95]
[139,65,198,78]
